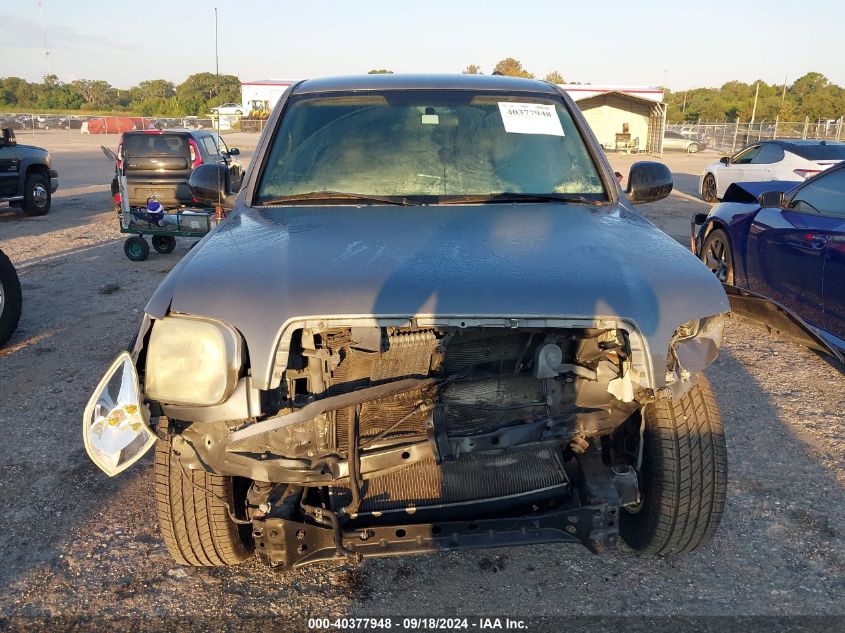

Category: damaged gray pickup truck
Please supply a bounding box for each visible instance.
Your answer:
[83,74,729,569]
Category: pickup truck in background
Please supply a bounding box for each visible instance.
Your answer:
[0,128,59,216]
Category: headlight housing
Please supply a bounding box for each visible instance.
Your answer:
[83,351,156,477]
[145,315,242,406]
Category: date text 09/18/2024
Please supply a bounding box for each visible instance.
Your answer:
[306,617,528,630]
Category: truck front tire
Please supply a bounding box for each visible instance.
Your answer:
[154,431,254,566]
[620,375,727,555]
[23,172,51,216]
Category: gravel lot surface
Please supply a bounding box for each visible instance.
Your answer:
[0,133,842,628]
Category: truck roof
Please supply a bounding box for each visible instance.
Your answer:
[292,74,561,95]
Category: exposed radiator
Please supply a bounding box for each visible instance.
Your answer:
[440,375,547,434]
[443,331,531,372]
[330,330,438,451]
[330,446,568,514]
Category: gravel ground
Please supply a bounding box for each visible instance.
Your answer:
[0,133,842,629]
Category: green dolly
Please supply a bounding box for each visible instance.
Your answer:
[102,145,221,261]
[119,207,217,261]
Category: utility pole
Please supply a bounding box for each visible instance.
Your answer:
[214,7,220,135]
[750,81,760,124]
[781,75,787,105]
[38,0,51,77]
[214,7,219,79]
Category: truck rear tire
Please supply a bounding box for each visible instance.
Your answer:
[23,173,51,216]
[154,432,254,566]
[620,375,727,555]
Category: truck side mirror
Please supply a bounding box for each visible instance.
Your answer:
[189,163,237,210]
[626,161,673,204]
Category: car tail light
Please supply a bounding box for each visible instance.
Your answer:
[793,169,821,179]
[188,138,202,169]
[114,193,122,204]
[191,196,200,203]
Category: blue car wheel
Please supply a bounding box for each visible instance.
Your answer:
[700,229,734,285]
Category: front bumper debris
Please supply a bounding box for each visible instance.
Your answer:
[253,502,619,569]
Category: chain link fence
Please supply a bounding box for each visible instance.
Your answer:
[0,112,234,136]
[666,117,844,153]
[4,111,843,149]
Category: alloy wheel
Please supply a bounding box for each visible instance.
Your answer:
[702,175,717,202]
[704,235,731,283]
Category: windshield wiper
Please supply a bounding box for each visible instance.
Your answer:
[438,192,602,205]
[259,191,416,206]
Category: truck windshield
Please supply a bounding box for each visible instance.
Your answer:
[256,90,607,204]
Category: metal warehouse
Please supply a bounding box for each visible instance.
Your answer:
[561,84,667,155]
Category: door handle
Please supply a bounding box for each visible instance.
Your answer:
[810,236,828,249]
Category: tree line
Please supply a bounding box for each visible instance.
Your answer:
[0,73,241,116]
[664,73,844,123]
[460,61,844,123]
[3,64,843,123]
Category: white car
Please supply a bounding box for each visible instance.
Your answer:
[700,140,845,202]
[210,103,244,116]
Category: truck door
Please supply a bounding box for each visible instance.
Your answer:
[0,133,20,197]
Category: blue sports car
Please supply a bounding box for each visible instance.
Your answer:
[691,162,845,362]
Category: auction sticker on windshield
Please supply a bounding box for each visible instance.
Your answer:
[498,102,565,136]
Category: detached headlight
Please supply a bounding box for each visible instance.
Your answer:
[145,315,242,406]
[83,352,157,477]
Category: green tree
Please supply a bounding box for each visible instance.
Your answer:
[131,79,176,101]
[463,64,482,75]
[70,79,118,109]
[791,72,828,97]
[544,70,565,84]
[493,58,534,78]
[789,72,840,120]
[367,69,394,74]
[175,72,240,115]
[0,77,36,107]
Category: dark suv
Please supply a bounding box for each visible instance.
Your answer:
[110,129,243,208]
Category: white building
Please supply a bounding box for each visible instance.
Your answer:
[560,84,667,154]
[240,80,296,114]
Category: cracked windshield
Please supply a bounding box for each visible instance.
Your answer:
[257,91,605,202]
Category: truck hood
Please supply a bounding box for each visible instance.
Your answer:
[147,203,729,389]
[14,144,49,159]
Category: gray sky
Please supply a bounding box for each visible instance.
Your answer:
[3,0,844,90]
